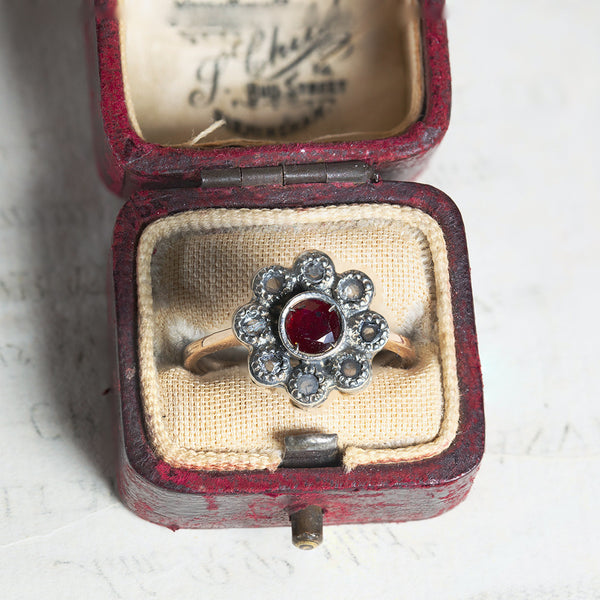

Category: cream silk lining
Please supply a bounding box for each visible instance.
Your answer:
[137,205,460,471]
[118,0,424,146]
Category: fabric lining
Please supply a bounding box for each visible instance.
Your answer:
[119,0,424,146]
[137,205,459,471]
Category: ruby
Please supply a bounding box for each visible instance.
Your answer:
[284,298,342,355]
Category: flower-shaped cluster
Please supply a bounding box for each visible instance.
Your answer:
[233,251,390,409]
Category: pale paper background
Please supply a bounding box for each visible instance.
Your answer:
[1,2,599,599]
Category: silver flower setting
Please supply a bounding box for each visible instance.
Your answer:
[233,251,389,409]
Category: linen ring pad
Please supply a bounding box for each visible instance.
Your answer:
[137,204,460,472]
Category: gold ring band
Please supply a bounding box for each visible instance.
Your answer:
[184,329,415,375]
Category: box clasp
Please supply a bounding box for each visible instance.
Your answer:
[281,433,340,468]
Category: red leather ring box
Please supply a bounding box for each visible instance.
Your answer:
[88,0,451,195]
[87,0,484,539]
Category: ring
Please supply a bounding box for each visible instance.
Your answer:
[183,251,415,409]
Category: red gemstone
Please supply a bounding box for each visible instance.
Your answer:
[284,298,342,355]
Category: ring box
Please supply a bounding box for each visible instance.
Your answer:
[87,0,484,539]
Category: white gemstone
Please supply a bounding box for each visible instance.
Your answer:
[297,373,319,396]
[265,276,283,293]
[242,313,266,335]
[305,261,325,281]
[361,324,379,342]
[341,358,361,378]
[340,279,364,300]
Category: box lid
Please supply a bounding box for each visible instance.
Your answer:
[88,0,450,197]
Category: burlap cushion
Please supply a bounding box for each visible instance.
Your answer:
[137,204,459,471]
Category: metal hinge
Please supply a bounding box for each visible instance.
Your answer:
[200,161,378,188]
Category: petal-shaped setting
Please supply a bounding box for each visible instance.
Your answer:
[252,265,296,306]
[332,352,372,392]
[287,365,332,409]
[334,270,374,314]
[249,346,292,386]
[293,251,336,291]
[233,303,274,346]
[349,311,390,355]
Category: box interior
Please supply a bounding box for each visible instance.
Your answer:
[119,0,424,146]
[136,204,460,471]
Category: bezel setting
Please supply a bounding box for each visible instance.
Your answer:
[233,251,390,409]
[278,291,345,361]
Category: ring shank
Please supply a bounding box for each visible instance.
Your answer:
[183,329,416,375]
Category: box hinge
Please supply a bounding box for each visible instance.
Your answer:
[200,161,378,188]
